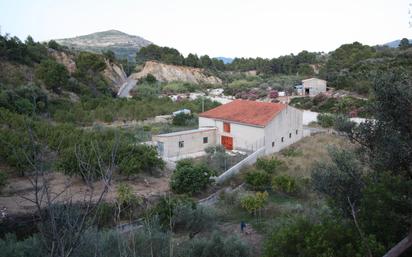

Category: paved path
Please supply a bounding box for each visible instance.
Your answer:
[117,78,137,98]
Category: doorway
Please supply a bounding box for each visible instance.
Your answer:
[221,136,233,150]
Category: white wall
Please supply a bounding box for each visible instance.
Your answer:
[303,79,327,96]
[153,129,216,158]
[264,106,303,154]
[199,117,265,151]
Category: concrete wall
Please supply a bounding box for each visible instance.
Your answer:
[214,147,266,184]
[303,78,327,96]
[153,128,216,159]
[264,106,303,154]
[199,117,265,151]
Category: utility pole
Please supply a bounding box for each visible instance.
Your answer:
[202,96,205,112]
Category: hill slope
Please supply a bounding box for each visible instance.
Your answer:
[55,30,152,61]
[383,39,412,48]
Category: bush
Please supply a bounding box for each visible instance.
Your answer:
[177,231,250,257]
[172,113,195,126]
[255,157,282,173]
[0,233,46,257]
[244,169,271,190]
[0,171,7,189]
[35,59,69,92]
[240,191,269,215]
[171,161,216,195]
[281,147,303,157]
[264,216,384,257]
[317,113,335,128]
[271,175,298,194]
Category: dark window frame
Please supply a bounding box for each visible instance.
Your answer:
[179,141,184,148]
[203,137,208,144]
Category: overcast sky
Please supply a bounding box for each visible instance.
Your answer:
[0,0,411,58]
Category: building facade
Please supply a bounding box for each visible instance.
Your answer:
[153,100,303,160]
[301,78,327,96]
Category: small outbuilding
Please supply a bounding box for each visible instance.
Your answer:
[300,78,327,96]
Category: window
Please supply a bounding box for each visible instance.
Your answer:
[296,129,298,135]
[272,141,275,147]
[179,141,184,148]
[203,137,208,144]
[281,137,284,142]
[289,133,292,138]
[223,122,231,133]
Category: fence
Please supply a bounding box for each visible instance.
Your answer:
[213,147,266,185]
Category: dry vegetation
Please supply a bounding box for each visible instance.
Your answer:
[270,133,353,177]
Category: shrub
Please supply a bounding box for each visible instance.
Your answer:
[171,161,216,195]
[172,113,195,126]
[264,216,384,257]
[0,171,7,188]
[244,169,271,190]
[35,59,69,92]
[151,195,195,230]
[240,191,269,215]
[255,157,282,173]
[177,231,250,257]
[281,147,303,157]
[271,175,298,194]
[317,113,335,128]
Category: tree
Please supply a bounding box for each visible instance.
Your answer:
[170,160,216,195]
[184,53,200,67]
[102,50,116,62]
[398,38,410,49]
[311,147,365,217]
[35,59,69,92]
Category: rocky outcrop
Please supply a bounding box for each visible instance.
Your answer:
[129,61,222,85]
[102,59,127,92]
[49,49,77,74]
[50,49,127,92]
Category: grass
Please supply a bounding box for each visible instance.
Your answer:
[268,133,353,178]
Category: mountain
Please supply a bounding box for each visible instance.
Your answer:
[215,57,234,64]
[54,30,152,61]
[383,39,412,48]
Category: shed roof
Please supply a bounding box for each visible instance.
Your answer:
[199,99,287,127]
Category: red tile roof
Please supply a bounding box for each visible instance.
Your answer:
[199,100,287,127]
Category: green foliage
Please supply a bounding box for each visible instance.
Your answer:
[0,171,7,188]
[271,175,298,194]
[317,113,335,128]
[0,34,48,65]
[0,233,46,257]
[76,52,106,73]
[151,195,195,230]
[47,40,65,51]
[255,157,282,173]
[171,160,216,195]
[281,147,303,157]
[161,81,199,94]
[177,231,250,257]
[35,59,69,92]
[311,147,365,217]
[359,173,412,249]
[398,38,411,49]
[240,191,268,215]
[244,169,271,190]
[264,216,384,257]
[351,69,412,175]
[102,50,115,62]
[172,112,196,126]
[117,144,164,176]
[0,84,48,115]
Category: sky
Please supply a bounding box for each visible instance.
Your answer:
[0,0,411,58]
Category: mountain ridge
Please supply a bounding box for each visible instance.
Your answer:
[54,30,152,61]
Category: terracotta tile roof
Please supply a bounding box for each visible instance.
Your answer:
[199,100,287,127]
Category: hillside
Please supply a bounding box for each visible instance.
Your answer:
[130,61,222,84]
[383,38,412,48]
[55,30,152,61]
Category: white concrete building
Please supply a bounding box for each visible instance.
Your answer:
[153,100,303,160]
[301,78,327,96]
